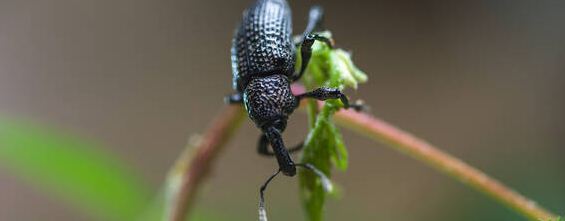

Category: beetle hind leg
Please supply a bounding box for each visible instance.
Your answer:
[257,135,274,156]
[257,134,303,157]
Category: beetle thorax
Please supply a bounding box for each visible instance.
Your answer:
[243,75,298,131]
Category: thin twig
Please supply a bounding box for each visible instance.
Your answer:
[333,107,556,221]
[166,105,245,221]
[293,84,556,221]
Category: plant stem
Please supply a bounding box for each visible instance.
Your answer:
[166,86,557,221]
[166,105,245,221]
[333,108,557,221]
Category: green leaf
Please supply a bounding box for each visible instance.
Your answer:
[298,31,368,221]
[0,117,150,221]
[328,123,348,171]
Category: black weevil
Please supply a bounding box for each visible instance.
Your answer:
[225,0,360,212]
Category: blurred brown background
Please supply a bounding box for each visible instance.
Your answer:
[1,0,564,220]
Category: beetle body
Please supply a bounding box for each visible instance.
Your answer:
[231,0,300,176]
[225,1,362,218]
[227,0,354,177]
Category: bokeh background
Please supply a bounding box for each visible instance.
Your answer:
[1,0,564,220]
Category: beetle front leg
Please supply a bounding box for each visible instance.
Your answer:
[296,87,364,111]
[297,87,349,107]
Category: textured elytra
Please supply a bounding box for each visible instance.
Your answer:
[243,75,298,129]
[231,0,295,91]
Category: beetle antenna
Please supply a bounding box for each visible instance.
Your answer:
[259,169,281,221]
[295,163,333,193]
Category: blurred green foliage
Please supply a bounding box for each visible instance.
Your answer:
[0,117,151,221]
[298,31,367,221]
[0,117,234,221]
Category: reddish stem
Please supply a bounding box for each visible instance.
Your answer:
[167,105,245,221]
[333,109,556,221]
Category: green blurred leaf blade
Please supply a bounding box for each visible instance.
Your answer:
[0,117,150,221]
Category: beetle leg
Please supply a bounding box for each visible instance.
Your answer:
[224,93,243,104]
[297,87,361,110]
[257,134,303,157]
[294,34,334,81]
[257,134,275,156]
[289,142,304,153]
[296,87,349,107]
[294,37,315,81]
[308,34,334,48]
[292,5,335,81]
